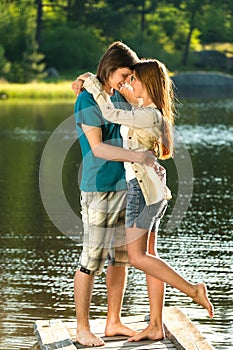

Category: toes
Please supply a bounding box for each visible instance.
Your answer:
[128,335,140,342]
[127,337,135,342]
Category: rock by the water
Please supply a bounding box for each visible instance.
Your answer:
[45,67,60,78]
[172,71,233,99]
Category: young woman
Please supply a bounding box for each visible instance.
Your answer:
[79,59,214,341]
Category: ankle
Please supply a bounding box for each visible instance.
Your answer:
[77,324,90,332]
[191,284,199,298]
[106,316,121,325]
[149,321,163,329]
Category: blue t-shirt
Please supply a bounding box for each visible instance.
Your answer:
[74,89,129,192]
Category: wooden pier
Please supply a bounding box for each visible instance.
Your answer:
[33,306,214,350]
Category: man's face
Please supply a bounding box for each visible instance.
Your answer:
[108,68,133,91]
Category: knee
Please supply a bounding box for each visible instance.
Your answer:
[128,251,142,269]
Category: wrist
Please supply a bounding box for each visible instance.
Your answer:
[132,151,143,164]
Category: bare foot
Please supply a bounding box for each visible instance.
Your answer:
[105,321,136,337]
[193,283,214,318]
[76,328,105,347]
[128,323,164,342]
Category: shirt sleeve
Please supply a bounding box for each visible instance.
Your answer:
[83,76,162,130]
[74,89,103,128]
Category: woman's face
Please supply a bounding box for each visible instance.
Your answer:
[130,73,144,98]
[107,68,132,91]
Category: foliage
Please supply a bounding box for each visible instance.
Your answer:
[5,40,46,83]
[0,45,10,76]
[198,3,233,44]
[41,25,104,71]
[204,42,233,58]
[0,1,46,82]
[0,0,232,82]
[0,1,36,62]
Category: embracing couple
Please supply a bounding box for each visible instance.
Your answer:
[72,41,214,347]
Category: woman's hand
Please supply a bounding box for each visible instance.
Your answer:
[119,83,142,107]
[154,163,166,184]
[141,150,157,167]
[71,79,84,96]
[71,72,93,96]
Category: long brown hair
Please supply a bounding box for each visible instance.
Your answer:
[134,59,175,159]
[97,41,139,85]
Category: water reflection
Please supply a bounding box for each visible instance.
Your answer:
[0,99,232,350]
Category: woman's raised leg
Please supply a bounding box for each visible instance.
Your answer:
[126,227,214,318]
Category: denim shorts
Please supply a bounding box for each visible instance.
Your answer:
[126,178,167,232]
[79,190,129,275]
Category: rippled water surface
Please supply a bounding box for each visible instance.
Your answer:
[0,99,232,350]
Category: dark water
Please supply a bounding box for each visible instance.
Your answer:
[0,99,232,350]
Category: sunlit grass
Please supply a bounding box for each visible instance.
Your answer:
[0,81,75,100]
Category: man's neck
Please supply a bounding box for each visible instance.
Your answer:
[103,83,114,95]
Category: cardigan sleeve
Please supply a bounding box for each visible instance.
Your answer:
[83,76,162,130]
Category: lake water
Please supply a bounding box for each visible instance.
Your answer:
[0,98,232,350]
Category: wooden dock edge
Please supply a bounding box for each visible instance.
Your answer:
[34,319,77,350]
[163,306,214,350]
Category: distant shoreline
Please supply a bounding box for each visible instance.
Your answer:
[172,71,233,98]
[1,71,233,100]
[0,81,75,100]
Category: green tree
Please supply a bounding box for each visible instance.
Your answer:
[6,40,46,83]
[41,25,103,71]
[198,0,233,44]
[22,40,46,82]
[163,0,205,66]
[35,0,71,47]
[0,45,10,78]
[0,1,34,62]
[0,0,232,77]
[166,0,232,65]
[35,0,43,46]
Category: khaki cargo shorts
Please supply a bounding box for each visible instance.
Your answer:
[78,190,129,275]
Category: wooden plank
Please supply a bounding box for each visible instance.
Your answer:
[34,319,76,350]
[63,316,176,350]
[62,316,176,350]
[30,343,41,350]
[163,307,214,350]
[74,338,176,350]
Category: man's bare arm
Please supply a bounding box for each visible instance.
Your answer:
[82,124,156,166]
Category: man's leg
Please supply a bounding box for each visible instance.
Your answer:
[74,269,105,346]
[105,265,136,337]
[74,191,107,345]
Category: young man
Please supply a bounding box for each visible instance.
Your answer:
[73,42,156,346]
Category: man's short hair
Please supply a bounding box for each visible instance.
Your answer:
[97,41,139,84]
